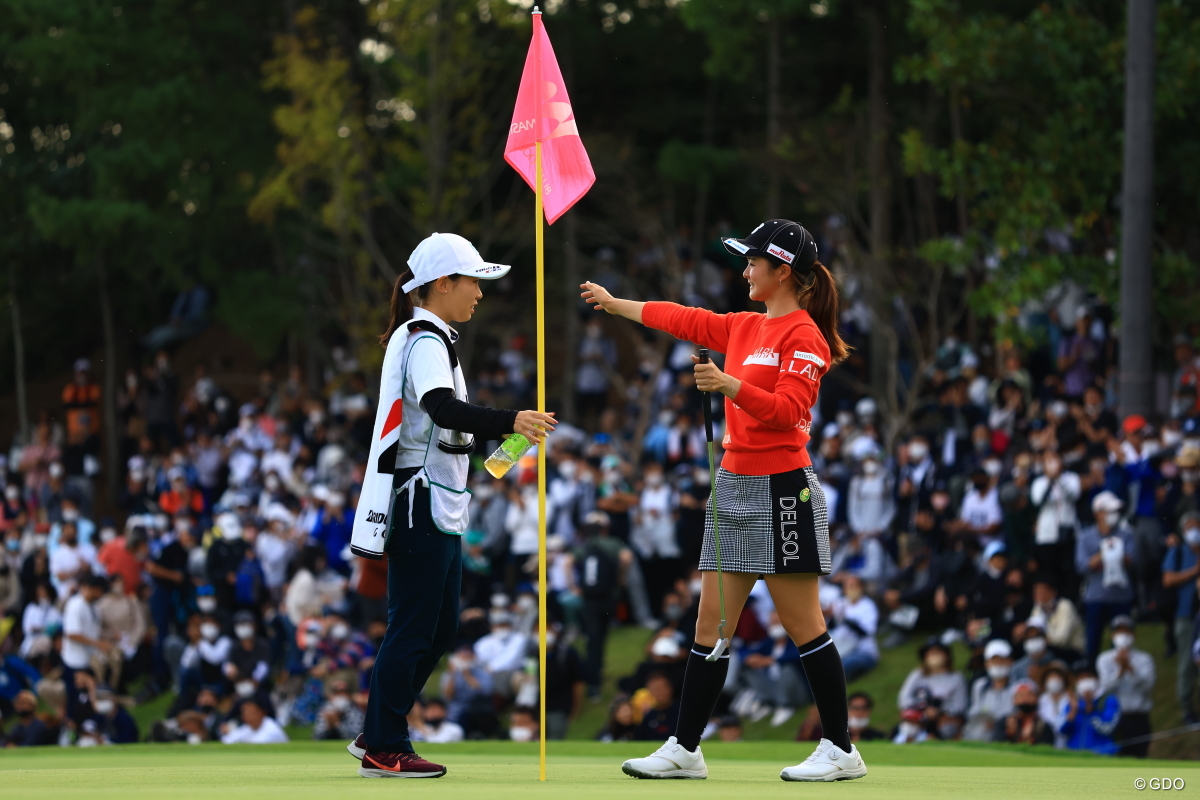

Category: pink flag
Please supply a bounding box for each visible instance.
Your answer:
[504,11,595,225]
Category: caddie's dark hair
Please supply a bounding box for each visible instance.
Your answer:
[379,269,462,347]
[768,259,851,365]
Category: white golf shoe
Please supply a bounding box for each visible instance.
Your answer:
[779,738,867,782]
[621,736,708,779]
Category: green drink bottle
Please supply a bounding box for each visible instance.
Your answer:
[484,433,535,478]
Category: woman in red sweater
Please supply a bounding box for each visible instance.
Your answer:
[583,219,866,782]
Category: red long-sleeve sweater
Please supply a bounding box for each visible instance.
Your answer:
[642,302,830,476]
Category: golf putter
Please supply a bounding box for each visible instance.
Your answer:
[698,348,729,662]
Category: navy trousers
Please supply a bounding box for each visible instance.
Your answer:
[363,482,462,753]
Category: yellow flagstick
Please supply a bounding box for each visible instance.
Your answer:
[534,139,548,782]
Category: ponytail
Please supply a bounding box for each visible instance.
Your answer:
[380,270,415,348]
[779,260,850,365]
[378,269,463,347]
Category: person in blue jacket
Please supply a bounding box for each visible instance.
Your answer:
[1059,667,1121,755]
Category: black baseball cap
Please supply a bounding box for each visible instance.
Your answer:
[722,219,818,272]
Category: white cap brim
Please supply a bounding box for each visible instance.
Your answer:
[401,262,511,293]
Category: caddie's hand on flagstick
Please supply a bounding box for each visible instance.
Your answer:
[513,410,557,443]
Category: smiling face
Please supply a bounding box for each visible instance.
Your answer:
[742,256,790,303]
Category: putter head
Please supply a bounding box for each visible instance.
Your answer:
[705,638,729,662]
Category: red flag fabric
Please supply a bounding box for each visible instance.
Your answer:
[504,12,595,225]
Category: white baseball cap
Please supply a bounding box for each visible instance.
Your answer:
[403,233,511,293]
[984,639,1012,661]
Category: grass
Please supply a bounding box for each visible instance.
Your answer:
[1,740,1196,800]
[123,619,1200,759]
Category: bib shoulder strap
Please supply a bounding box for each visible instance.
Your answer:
[407,319,459,370]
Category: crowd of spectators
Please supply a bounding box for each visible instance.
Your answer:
[0,237,1197,760]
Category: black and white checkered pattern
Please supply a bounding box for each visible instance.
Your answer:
[700,466,831,575]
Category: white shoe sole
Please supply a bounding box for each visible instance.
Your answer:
[347,741,366,760]
[357,766,446,779]
[621,762,707,780]
[780,766,867,782]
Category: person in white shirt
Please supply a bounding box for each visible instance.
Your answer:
[257,504,296,598]
[963,639,1016,741]
[50,521,96,597]
[220,699,290,744]
[410,698,465,744]
[62,575,113,718]
[847,451,895,537]
[505,484,541,562]
[631,463,680,585]
[1030,452,1081,594]
[473,610,528,698]
[1096,615,1156,757]
[20,581,62,658]
[827,575,879,680]
[955,468,1003,546]
[1037,662,1073,749]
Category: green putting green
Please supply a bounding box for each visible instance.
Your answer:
[2,741,1196,799]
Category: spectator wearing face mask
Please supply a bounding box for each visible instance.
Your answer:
[19,581,60,659]
[224,611,270,691]
[94,574,146,692]
[965,541,1009,627]
[846,692,885,743]
[827,575,879,681]
[507,705,540,743]
[177,613,233,705]
[473,610,528,699]
[547,457,584,544]
[630,462,681,613]
[963,639,1015,741]
[952,468,1003,547]
[91,686,139,744]
[409,697,464,743]
[995,680,1053,745]
[207,513,248,611]
[898,641,968,719]
[846,450,894,539]
[1076,491,1135,663]
[313,678,365,741]
[1163,511,1200,724]
[1030,452,1081,597]
[1097,615,1155,758]
[896,437,936,533]
[1027,576,1086,658]
[50,520,96,598]
[1059,668,1119,755]
[220,699,289,744]
[619,631,687,698]
[6,689,52,746]
[735,613,807,727]
[311,491,352,575]
[439,643,494,737]
[1038,662,1073,749]
[1009,618,1054,683]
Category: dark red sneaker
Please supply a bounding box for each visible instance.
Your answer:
[359,751,447,779]
[347,733,366,760]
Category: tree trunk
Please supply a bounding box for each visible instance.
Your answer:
[766,22,781,219]
[8,267,29,444]
[425,0,448,230]
[865,0,892,407]
[562,211,580,422]
[96,252,121,505]
[1118,0,1156,417]
[691,81,717,264]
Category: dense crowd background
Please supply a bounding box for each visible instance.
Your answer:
[1,233,1199,758]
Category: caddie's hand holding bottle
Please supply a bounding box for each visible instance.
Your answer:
[485,410,556,478]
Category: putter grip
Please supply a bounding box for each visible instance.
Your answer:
[698,348,714,443]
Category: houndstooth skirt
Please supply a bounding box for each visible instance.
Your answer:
[699,465,831,575]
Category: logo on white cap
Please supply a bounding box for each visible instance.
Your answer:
[766,243,795,264]
[403,232,511,293]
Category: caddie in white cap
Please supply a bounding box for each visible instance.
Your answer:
[348,232,556,779]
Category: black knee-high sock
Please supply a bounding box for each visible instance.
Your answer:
[796,632,851,753]
[674,642,729,751]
